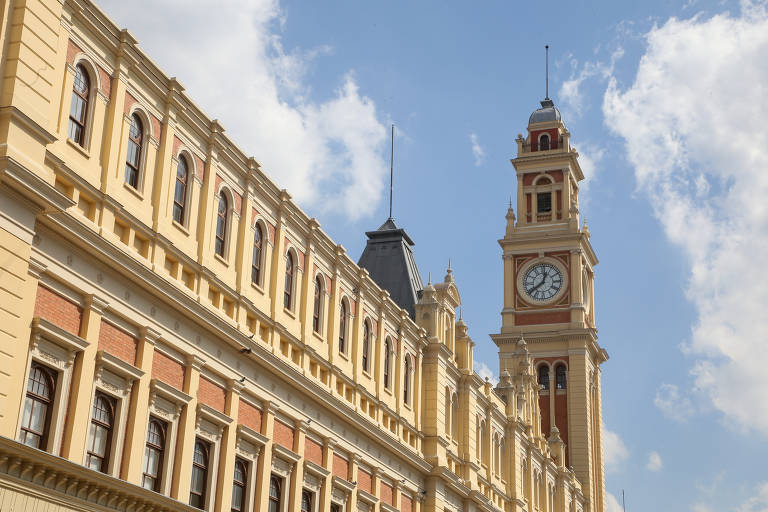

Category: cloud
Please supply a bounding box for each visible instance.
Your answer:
[474,360,498,386]
[469,133,485,166]
[602,426,629,473]
[737,482,768,512]
[559,47,624,117]
[606,492,624,512]
[646,451,663,472]
[654,383,695,422]
[604,1,768,436]
[97,0,387,220]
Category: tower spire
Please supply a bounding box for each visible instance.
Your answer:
[545,44,550,100]
[389,124,394,221]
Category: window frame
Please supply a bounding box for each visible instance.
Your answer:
[68,63,92,147]
[142,416,167,492]
[538,133,550,151]
[231,457,248,512]
[189,437,210,509]
[555,364,567,390]
[251,224,264,286]
[124,113,145,190]
[312,275,323,334]
[215,191,229,258]
[301,488,313,512]
[383,338,392,390]
[403,354,412,405]
[361,320,371,374]
[268,474,283,512]
[538,364,550,391]
[86,391,117,473]
[18,362,56,449]
[173,155,190,226]
[338,299,348,355]
[283,252,295,311]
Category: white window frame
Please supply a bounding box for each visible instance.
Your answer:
[193,402,233,510]
[146,377,191,495]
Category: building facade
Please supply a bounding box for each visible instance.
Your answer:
[0,1,607,511]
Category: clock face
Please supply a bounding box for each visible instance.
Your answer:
[523,263,563,302]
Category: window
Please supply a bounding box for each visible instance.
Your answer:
[403,355,412,405]
[284,253,294,310]
[189,439,209,509]
[173,157,189,224]
[338,300,348,353]
[555,364,567,390]
[301,490,313,512]
[268,475,281,512]
[539,134,550,150]
[538,365,550,391]
[362,321,370,373]
[313,276,322,333]
[251,225,263,284]
[444,388,452,438]
[142,418,166,491]
[537,192,552,213]
[68,64,90,146]
[18,363,55,449]
[215,192,228,257]
[231,458,247,512]
[125,114,143,189]
[86,392,115,472]
[331,504,341,512]
[383,338,392,389]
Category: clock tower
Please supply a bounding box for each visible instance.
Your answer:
[491,97,608,512]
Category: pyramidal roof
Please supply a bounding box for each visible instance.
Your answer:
[357,218,423,319]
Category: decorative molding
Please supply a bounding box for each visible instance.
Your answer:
[95,350,144,382]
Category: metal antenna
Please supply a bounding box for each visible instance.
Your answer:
[389,124,394,221]
[545,45,550,100]
[622,489,626,512]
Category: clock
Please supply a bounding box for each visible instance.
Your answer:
[516,257,569,305]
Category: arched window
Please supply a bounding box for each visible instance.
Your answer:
[68,64,90,146]
[451,393,459,441]
[251,225,263,285]
[556,364,567,390]
[86,392,115,472]
[232,458,247,512]
[539,133,550,151]
[403,355,412,405]
[313,276,323,333]
[538,365,550,390]
[125,114,143,188]
[284,252,294,310]
[444,388,452,438]
[215,192,228,257]
[19,363,55,449]
[268,476,281,512]
[189,439,209,509]
[173,156,189,224]
[338,300,348,354]
[301,490,312,512]
[493,433,500,474]
[362,321,371,372]
[383,338,392,389]
[142,418,166,491]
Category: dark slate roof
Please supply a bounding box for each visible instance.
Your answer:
[357,218,423,319]
[529,98,561,124]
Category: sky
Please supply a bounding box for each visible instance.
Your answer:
[97,0,768,510]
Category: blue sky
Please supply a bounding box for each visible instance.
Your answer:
[100,0,768,509]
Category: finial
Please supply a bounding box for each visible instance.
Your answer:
[509,196,513,209]
[545,45,550,100]
[428,272,432,286]
[459,307,463,320]
[389,124,395,221]
[447,258,452,273]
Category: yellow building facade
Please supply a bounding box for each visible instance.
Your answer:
[0,1,607,511]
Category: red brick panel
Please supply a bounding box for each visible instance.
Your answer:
[539,394,551,436]
[97,66,111,97]
[198,376,226,413]
[238,400,262,432]
[380,482,393,506]
[332,454,348,480]
[66,39,82,64]
[402,495,413,512]
[547,170,564,182]
[98,320,137,365]
[555,393,569,467]
[33,285,83,335]
[357,468,372,494]
[151,114,162,141]
[124,91,137,114]
[304,438,323,465]
[274,420,294,450]
[515,310,570,326]
[152,351,185,389]
[195,154,206,182]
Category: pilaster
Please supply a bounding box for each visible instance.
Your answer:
[254,400,278,509]
[214,379,242,512]
[170,354,204,501]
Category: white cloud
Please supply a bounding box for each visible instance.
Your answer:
[469,133,485,166]
[646,451,663,472]
[97,0,387,220]
[737,482,768,512]
[606,492,624,512]
[474,360,498,386]
[602,426,629,473]
[559,47,624,117]
[604,1,768,436]
[654,383,695,422]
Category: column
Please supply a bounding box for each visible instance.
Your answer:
[288,421,307,510]
[214,379,243,512]
[254,401,278,509]
[319,438,336,510]
[121,326,160,483]
[170,354,204,501]
[347,453,359,512]
[60,294,107,463]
